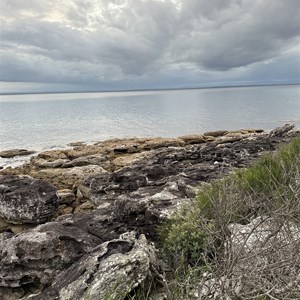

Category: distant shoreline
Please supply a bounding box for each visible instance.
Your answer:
[1,82,299,96]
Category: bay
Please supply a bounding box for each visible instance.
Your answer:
[1,85,300,153]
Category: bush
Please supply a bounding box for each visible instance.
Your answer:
[159,135,300,299]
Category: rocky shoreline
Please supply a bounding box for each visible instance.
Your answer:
[0,124,298,299]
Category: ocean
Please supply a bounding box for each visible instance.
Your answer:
[0,85,299,167]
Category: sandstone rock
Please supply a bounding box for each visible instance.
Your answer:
[28,234,156,300]
[112,151,154,169]
[0,287,25,300]
[0,124,297,299]
[30,158,70,168]
[178,134,206,144]
[32,165,107,190]
[269,123,295,137]
[67,142,86,147]
[114,181,193,228]
[75,184,90,200]
[113,143,140,154]
[57,189,76,205]
[215,135,244,144]
[74,201,95,213]
[58,205,73,215]
[0,175,58,224]
[0,213,106,291]
[61,154,110,169]
[87,126,297,212]
[0,217,34,234]
[203,130,228,137]
[0,149,36,158]
[225,129,264,136]
[0,206,154,297]
[64,145,101,159]
[143,138,185,150]
[37,150,68,161]
[0,217,9,232]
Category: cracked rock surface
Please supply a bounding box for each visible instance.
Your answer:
[0,124,298,299]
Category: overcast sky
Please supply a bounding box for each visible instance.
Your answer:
[0,0,300,93]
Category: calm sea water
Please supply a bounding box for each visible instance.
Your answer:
[0,85,299,155]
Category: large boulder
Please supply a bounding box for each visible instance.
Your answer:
[28,234,156,300]
[0,210,112,292]
[0,206,157,300]
[0,175,58,224]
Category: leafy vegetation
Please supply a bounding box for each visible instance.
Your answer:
[158,134,300,299]
[110,135,300,299]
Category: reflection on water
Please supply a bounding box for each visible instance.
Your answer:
[0,85,299,153]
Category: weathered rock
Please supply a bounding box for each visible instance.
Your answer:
[269,123,295,137]
[0,124,298,299]
[30,158,70,168]
[0,204,157,298]
[61,154,110,169]
[112,151,154,169]
[88,131,293,208]
[203,130,228,137]
[178,134,207,144]
[227,216,300,256]
[36,150,68,161]
[0,287,25,300]
[57,189,76,205]
[0,217,10,232]
[67,142,86,147]
[73,201,95,213]
[64,145,103,160]
[143,138,184,150]
[58,205,73,215]
[75,184,91,200]
[113,143,140,154]
[0,149,36,158]
[0,212,108,291]
[31,165,107,189]
[114,181,194,228]
[28,234,156,300]
[0,175,58,224]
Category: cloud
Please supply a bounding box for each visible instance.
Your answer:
[0,0,299,89]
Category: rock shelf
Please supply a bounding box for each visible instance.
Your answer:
[0,124,298,299]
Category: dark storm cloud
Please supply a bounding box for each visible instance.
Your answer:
[0,0,299,88]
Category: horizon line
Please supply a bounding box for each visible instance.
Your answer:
[0,82,299,96]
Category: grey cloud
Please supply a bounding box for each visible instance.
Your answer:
[173,0,300,70]
[0,0,299,87]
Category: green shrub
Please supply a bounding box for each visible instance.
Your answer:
[159,134,300,285]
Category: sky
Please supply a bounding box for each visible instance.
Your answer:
[0,0,300,93]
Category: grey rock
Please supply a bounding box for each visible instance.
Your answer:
[57,189,76,205]
[269,123,295,137]
[0,175,58,224]
[62,154,110,169]
[0,212,106,290]
[0,287,25,300]
[227,216,300,256]
[87,127,295,208]
[32,158,70,168]
[0,149,36,158]
[0,124,298,299]
[28,234,155,300]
